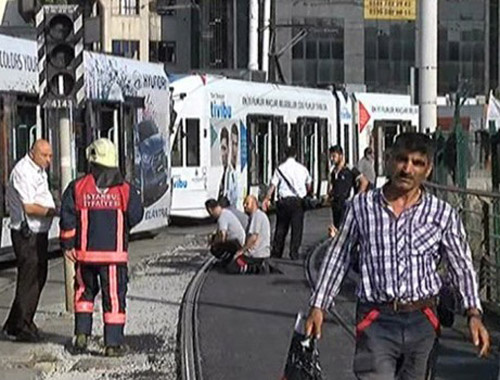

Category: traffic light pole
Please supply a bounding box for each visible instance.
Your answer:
[59,108,75,313]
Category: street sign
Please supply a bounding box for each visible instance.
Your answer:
[364,0,416,20]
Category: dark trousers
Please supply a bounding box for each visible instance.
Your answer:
[4,230,48,335]
[210,240,268,275]
[74,263,128,347]
[226,255,268,275]
[271,197,304,260]
[331,199,347,229]
[354,303,439,380]
[210,239,242,265]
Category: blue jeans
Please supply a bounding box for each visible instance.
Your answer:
[353,302,439,380]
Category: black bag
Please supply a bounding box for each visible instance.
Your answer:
[282,313,324,380]
[20,220,32,239]
[277,168,319,211]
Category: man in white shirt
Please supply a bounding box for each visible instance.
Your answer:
[263,146,312,260]
[3,139,57,342]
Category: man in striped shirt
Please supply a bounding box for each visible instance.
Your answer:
[306,132,490,379]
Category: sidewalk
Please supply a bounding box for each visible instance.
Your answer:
[0,224,213,380]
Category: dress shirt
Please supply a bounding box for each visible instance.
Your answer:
[311,188,481,312]
[7,155,55,233]
[271,158,312,198]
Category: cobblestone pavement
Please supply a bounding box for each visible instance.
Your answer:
[0,225,212,380]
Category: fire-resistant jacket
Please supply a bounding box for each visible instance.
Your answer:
[59,174,144,263]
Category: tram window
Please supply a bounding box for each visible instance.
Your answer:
[121,104,136,183]
[319,119,328,181]
[186,118,200,167]
[13,105,37,163]
[171,121,183,167]
[247,115,271,187]
[343,125,350,164]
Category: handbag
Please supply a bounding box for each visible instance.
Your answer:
[20,213,32,239]
[282,312,324,380]
[276,168,319,211]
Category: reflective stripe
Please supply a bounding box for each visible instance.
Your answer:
[356,309,380,338]
[60,228,76,239]
[75,301,94,313]
[80,209,88,251]
[75,251,128,263]
[117,210,123,253]
[109,264,119,315]
[74,264,86,312]
[104,312,126,324]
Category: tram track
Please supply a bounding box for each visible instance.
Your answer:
[178,255,216,380]
[304,239,356,343]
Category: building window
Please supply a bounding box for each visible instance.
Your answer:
[291,17,344,87]
[160,0,177,16]
[112,40,140,59]
[150,41,176,63]
[119,0,139,15]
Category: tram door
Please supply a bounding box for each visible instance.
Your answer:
[0,94,38,245]
[270,116,287,174]
[291,117,328,197]
[86,99,142,185]
[373,120,415,179]
[247,115,272,199]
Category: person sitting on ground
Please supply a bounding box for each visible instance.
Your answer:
[205,198,246,265]
[217,195,249,230]
[225,195,271,275]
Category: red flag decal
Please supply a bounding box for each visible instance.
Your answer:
[358,101,371,132]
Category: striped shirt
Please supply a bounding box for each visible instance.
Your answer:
[311,188,482,311]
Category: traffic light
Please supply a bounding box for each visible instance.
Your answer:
[36,5,84,108]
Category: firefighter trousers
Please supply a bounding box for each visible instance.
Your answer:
[74,263,128,346]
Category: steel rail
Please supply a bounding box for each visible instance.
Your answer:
[179,255,215,380]
[304,239,355,342]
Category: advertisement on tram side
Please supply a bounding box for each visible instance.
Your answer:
[0,34,38,94]
[84,52,171,232]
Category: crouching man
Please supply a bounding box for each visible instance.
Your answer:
[205,198,246,265]
[60,138,144,356]
[225,195,271,275]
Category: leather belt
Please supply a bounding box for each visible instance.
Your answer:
[364,297,437,313]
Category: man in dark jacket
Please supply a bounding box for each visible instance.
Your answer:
[60,138,143,357]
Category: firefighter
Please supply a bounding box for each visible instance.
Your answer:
[60,138,143,357]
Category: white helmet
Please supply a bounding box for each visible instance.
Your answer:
[86,138,118,168]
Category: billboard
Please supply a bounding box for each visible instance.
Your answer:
[0,34,38,93]
[84,52,171,232]
[364,0,416,20]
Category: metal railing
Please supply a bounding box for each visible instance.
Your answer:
[425,182,500,308]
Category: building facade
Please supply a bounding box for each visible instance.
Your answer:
[2,0,161,62]
[157,0,249,74]
[275,0,499,96]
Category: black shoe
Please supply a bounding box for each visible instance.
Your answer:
[104,345,128,357]
[2,328,17,341]
[14,330,40,343]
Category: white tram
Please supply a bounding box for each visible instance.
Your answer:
[0,34,172,261]
[169,74,338,219]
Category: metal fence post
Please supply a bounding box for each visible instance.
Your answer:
[455,124,468,189]
[482,201,491,300]
[433,129,447,185]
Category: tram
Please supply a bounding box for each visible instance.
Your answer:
[169,74,337,219]
[0,34,172,261]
